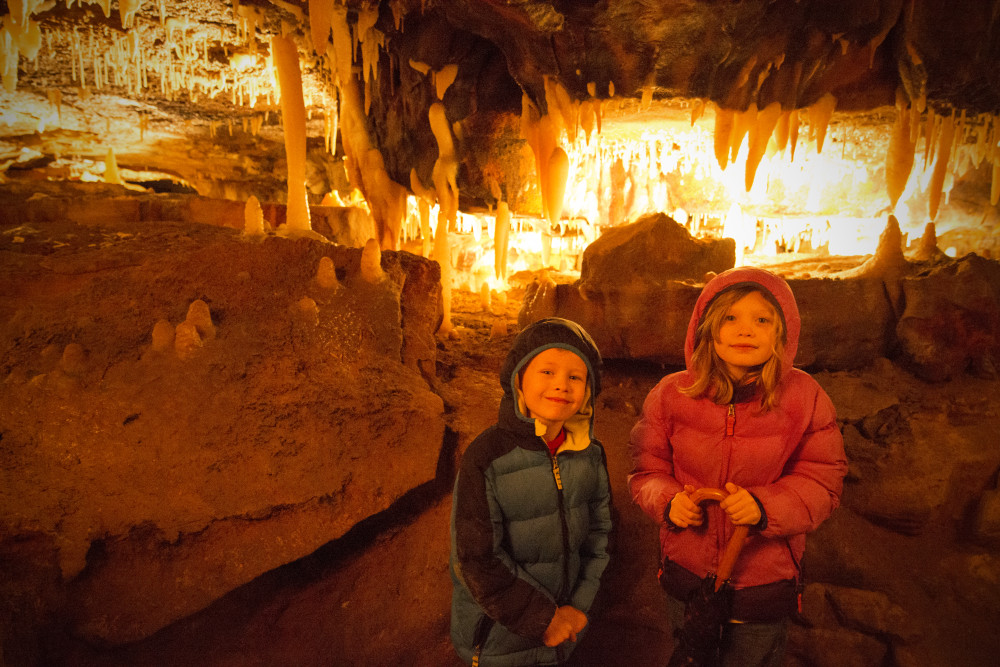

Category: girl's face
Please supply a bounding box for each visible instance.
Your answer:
[713,290,778,380]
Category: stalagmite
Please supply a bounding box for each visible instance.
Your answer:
[886,91,916,211]
[808,93,837,154]
[244,195,265,235]
[433,213,453,335]
[479,282,491,312]
[151,319,175,353]
[993,161,999,207]
[429,102,459,232]
[911,222,946,262]
[409,168,434,257]
[186,299,215,341]
[316,256,339,289]
[174,321,202,360]
[928,110,955,221]
[295,297,320,326]
[360,238,384,283]
[271,33,311,231]
[713,105,734,170]
[495,200,510,281]
[489,318,508,340]
[60,343,87,375]
[104,148,122,184]
[746,102,781,191]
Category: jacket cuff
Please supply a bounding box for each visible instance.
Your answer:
[750,492,768,531]
[663,499,682,531]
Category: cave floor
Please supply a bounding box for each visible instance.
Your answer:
[39,285,1000,667]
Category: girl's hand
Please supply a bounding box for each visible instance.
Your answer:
[542,606,588,646]
[667,485,704,528]
[721,482,762,525]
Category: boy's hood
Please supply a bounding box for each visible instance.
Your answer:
[499,318,603,450]
[684,267,801,376]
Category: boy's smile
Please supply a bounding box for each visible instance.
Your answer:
[713,290,778,380]
[519,347,589,442]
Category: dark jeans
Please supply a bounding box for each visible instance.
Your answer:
[666,594,788,667]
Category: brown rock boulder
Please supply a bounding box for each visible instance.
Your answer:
[896,255,1000,381]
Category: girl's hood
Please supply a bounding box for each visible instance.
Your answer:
[684,267,801,375]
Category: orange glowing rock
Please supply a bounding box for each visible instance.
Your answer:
[808,93,837,154]
[186,299,216,341]
[151,319,175,353]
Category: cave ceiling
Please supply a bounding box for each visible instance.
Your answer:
[1,0,998,229]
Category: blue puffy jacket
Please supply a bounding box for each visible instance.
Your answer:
[450,318,612,666]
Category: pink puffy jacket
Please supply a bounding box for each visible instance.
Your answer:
[628,267,848,589]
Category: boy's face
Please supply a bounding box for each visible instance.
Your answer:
[713,290,778,379]
[519,348,588,437]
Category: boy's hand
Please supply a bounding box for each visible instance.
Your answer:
[542,606,588,646]
[720,482,762,525]
[667,485,704,528]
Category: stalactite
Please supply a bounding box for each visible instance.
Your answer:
[495,200,510,281]
[546,146,569,227]
[774,109,791,152]
[713,104,734,170]
[928,110,955,221]
[886,89,916,211]
[789,109,800,161]
[730,103,756,163]
[923,107,936,170]
[746,102,781,192]
[435,63,458,100]
[808,93,837,154]
[308,0,334,57]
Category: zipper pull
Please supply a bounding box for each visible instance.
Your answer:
[551,455,564,490]
[726,403,735,436]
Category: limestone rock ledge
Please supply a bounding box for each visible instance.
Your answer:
[0,208,445,644]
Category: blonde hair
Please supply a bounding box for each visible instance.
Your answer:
[680,285,786,411]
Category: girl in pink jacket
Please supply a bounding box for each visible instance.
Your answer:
[629,267,847,667]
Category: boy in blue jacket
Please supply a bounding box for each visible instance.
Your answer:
[450,317,612,666]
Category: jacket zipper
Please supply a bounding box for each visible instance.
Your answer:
[726,403,736,436]
[549,448,572,603]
